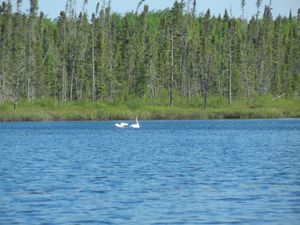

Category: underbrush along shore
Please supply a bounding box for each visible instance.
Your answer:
[0,96,299,121]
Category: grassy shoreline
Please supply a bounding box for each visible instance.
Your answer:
[0,96,299,122]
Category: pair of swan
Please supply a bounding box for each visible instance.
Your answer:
[115,116,140,129]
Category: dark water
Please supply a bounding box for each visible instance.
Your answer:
[0,119,300,225]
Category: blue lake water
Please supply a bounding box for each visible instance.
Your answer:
[0,119,300,224]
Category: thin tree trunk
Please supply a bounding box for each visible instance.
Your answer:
[62,62,67,101]
[27,18,34,100]
[92,22,96,103]
[54,77,57,101]
[186,63,190,100]
[0,74,3,102]
[13,78,19,110]
[27,76,30,99]
[149,62,156,98]
[204,55,212,109]
[69,57,76,100]
[75,73,80,99]
[27,42,31,100]
[109,80,113,100]
[169,28,174,107]
[108,57,113,101]
[228,43,232,105]
[1,45,5,102]
[242,42,250,97]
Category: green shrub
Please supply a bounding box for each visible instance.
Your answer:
[0,95,299,121]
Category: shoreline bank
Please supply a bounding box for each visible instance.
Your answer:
[1,97,299,122]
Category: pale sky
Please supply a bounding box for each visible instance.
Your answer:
[10,0,300,19]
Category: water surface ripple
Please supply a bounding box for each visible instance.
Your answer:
[0,119,300,224]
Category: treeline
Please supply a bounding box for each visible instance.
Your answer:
[0,0,300,108]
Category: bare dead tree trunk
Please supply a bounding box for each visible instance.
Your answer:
[1,45,6,102]
[92,19,96,103]
[61,62,67,101]
[149,62,156,98]
[13,97,19,111]
[74,76,79,99]
[169,28,174,107]
[228,42,232,105]
[69,57,76,100]
[204,55,212,109]
[91,40,95,102]
[241,41,250,97]
[27,16,35,100]
[27,44,31,100]
[13,78,20,111]
[109,80,113,100]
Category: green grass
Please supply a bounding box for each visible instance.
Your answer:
[0,96,299,121]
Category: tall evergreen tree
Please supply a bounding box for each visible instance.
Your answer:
[0,0,299,104]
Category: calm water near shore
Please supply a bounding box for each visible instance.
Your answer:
[1,119,300,224]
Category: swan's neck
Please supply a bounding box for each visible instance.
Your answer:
[136,118,139,125]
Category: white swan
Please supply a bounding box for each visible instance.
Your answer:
[115,122,128,128]
[130,116,140,129]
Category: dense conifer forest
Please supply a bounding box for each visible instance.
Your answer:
[0,0,300,120]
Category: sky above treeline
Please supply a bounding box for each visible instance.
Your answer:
[12,0,300,19]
